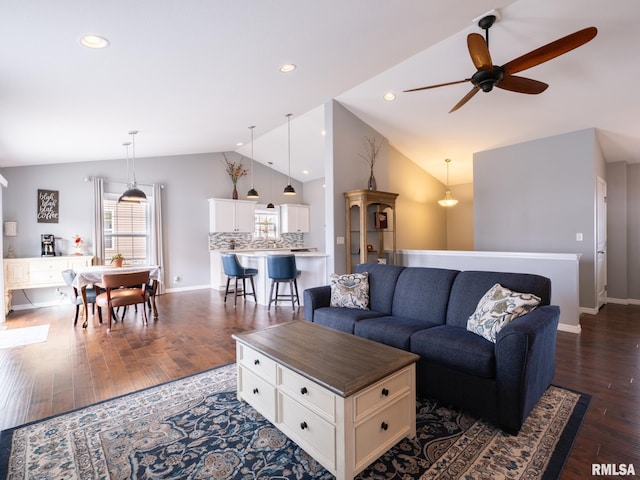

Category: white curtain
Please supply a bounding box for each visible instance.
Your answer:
[92,177,104,265]
[150,183,165,294]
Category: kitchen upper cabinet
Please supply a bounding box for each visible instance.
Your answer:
[209,198,256,233]
[280,204,310,233]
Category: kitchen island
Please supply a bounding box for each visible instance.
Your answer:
[210,249,329,307]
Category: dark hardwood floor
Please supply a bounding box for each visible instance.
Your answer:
[0,289,638,479]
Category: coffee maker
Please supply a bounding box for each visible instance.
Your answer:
[41,234,56,257]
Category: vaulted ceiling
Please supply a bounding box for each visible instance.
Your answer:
[1,0,638,185]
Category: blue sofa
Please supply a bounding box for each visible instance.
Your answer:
[303,263,560,434]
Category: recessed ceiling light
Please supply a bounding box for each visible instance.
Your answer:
[383,92,396,101]
[236,142,244,147]
[321,130,326,136]
[279,64,296,73]
[302,169,309,175]
[80,34,110,49]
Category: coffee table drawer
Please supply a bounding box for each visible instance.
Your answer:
[355,393,413,468]
[278,366,336,420]
[278,391,336,469]
[354,366,413,421]
[237,344,277,383]
[238,366,276,421]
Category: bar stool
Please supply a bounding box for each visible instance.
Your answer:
[267,254,301,310]
[221,253,258,307]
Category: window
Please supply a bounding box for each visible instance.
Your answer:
[254,210,278,238]
[103,193,151,265]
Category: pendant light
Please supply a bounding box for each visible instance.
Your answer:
[438,158,458,207]
[118,130,147,203]
[267,161,275,209]
[283,113,296,195]
[246,125,259,198]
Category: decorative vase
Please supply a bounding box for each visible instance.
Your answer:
[232,185,238,200]
[368,168,377,191]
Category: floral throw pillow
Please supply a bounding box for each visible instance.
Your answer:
[330,273,370,310]
[467,283,541,343]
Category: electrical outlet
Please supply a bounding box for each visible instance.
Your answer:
[336,236,345,245]
[576,233,583,241]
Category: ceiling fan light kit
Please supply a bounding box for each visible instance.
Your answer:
[404,13,597,112]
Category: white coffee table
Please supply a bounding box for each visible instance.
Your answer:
[232,320,419,480]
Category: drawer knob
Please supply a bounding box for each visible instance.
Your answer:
[381,422,389,431]
[252,388,259,394]
[300,387,308,395]
[254,359,260,365]
[300,421,308,430]
[381,388,389,397]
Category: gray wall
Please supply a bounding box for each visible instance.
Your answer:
[301,177,326,251]
[605,161,627,301]
[1,152,305,306]
[474,128,604,310]
[327,100,391,275]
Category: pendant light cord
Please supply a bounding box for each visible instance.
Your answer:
[129,130,139,185]
[286,113,292,184]
[250,125,255,187]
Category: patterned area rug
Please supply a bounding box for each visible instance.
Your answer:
[0,363,589,479]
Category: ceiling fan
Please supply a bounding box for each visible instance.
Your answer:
[404,14,597,113]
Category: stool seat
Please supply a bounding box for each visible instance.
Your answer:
[221,253,258,306]
[267,254,300,310]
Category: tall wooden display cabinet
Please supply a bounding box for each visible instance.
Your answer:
[344,189,398,273]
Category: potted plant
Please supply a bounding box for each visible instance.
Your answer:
[110,253,124,267]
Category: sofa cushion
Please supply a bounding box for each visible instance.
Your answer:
[312,307,384,334]
[467,283,541,343]
[354,316,440,350]
[354,263,405,315]
[391,267,459,323]
[410,325,496,378]
[330,272,369,309]
[446,271,551,328]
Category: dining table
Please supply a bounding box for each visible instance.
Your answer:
[72,264,162,328]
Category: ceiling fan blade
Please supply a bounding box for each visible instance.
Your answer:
[449,87,480,113]
[497,74,549,94]
[403,78,470,93]
[467,33,493,70]
[503,26,597,75]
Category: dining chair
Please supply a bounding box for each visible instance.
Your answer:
[267,254,301,311]
[96,270,151,332]
[61,269,102,326]
[221,253,258,307]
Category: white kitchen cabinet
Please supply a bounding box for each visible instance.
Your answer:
[280,204,310,233]
[209,198,256,233]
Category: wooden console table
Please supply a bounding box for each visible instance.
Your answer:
[3,256,93,314]
[233,321,418,479]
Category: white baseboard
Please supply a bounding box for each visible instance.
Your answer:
[9,301,67,311]
[607,297,640,306]
[163,284,211,294]
[558,323,581,334]
[579,306,599,316]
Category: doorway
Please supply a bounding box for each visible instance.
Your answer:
[596,176,607,309]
